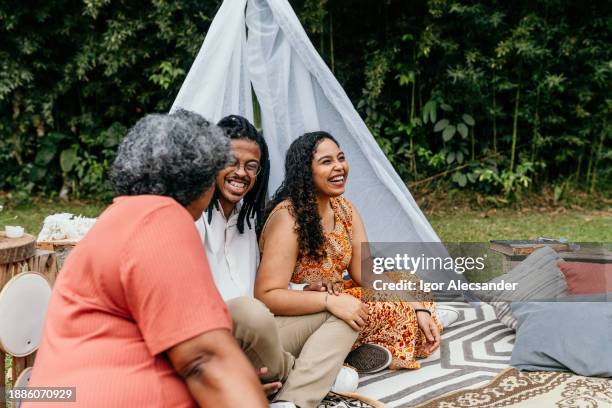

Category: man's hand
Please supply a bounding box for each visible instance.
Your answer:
[304,279,343,295]
[257,367,282,396]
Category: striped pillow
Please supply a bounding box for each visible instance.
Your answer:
[486,246,567,329]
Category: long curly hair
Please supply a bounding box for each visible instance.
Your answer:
[262,131,339,260]
[207,115,270,233]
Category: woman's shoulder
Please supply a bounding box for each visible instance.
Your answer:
[260,200,296,236]
[259,200,299,252]
[271,199,293,213]
[265,199,294,222]
[269,200,295,221]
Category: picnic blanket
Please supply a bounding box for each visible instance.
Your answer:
[356,302,514,407]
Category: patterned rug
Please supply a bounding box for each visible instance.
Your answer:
[356,302,515,407]
[319,392,386,408]
[412,368,612,407]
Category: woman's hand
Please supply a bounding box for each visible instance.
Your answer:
[416,310,440,354]
[325,293,369,331]
[304,280,343,295]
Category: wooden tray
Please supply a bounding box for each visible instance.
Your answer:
[37,239,79,251]
[0,232,36,265]
[37,240,78,272]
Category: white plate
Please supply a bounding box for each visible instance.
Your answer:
[14,366,32,387]
[0,272,52,356]
[14,367,33,408]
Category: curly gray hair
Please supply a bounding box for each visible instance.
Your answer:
[110,110,230,206]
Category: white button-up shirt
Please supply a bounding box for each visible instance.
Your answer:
[195,204,259,301]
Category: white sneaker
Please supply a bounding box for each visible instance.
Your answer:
[331,365,359,393]
[436,306,460,328]
[269,402,297,408]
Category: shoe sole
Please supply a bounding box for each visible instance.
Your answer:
[345,344,392,374]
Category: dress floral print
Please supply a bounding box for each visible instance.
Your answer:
[261,196,442,369]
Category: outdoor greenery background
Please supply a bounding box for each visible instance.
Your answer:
[1,0,610,205]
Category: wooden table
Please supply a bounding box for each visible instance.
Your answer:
[490,242,612,273]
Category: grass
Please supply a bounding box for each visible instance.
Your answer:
[426,207,611,282]
[415,183,611,241]
[0,197,609,242]
[0,199,106,237]
[428,208,611,242]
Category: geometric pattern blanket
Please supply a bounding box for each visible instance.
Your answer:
[355,302,515,407]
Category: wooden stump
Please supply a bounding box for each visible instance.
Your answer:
[0,233,36,265]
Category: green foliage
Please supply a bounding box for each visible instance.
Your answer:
[474,161,542,201]
[0,1,220,198]
[337,0,611,197]
[149,61,186,90]
[1,0,610,200]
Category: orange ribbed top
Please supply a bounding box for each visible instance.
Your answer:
[25,195,231,407]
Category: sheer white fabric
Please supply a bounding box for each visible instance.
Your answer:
[171,0,440,244]
[171,0,252,122]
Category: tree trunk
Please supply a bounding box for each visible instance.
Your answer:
[492,80,497,154]
[510,87,521,173]
[329,13,335,73]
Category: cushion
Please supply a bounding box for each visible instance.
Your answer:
[559,261,612,294]
[482,246,567,329]
[510,298,612,377]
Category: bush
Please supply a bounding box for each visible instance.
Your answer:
[1,0,610,200]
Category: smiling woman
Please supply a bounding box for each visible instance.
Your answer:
[256,131,442,373]
[261,131,343,257]
[312,138,349,200]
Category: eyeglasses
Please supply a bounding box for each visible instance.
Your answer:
[227,157,262,177]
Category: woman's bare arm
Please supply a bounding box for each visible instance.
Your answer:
[167,329,267,407]
[255,208,328,315]
[256,207,369,330]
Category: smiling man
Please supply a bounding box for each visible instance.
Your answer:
[196,115,269,300]
[193,115,359,408]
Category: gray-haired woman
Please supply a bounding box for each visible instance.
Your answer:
[24,111,268,408]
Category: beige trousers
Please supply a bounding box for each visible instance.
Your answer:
[227,297,358,408]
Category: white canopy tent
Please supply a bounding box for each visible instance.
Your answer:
[171,0,440,245]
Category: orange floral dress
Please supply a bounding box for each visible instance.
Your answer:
[262,196,441,369]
